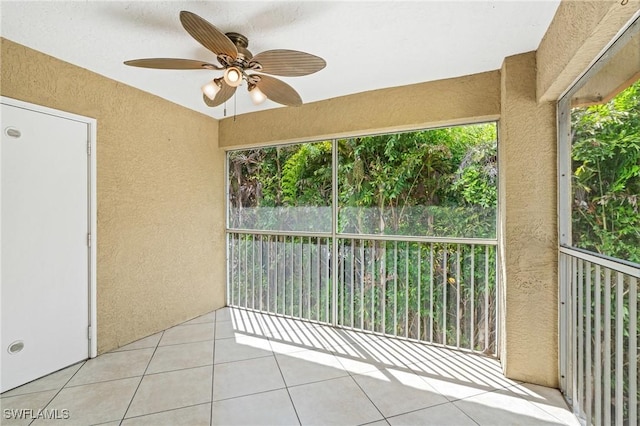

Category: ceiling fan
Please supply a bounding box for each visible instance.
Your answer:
[124,11,326,109]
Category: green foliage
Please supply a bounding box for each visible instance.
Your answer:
[230,233,498,354]
[452,139,497,208]
[281,142,332,205]
[228,124,498,238]
[228,123,500,352]
[571,80,640,263]
[338,124,497,237]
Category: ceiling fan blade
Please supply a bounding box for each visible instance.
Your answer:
[203,81,236,107]
[250,50,326,77]
[180,11,237,60]
[254,74,302,106]
[124,58,221,70]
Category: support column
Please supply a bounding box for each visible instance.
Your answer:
[499,51,558,387]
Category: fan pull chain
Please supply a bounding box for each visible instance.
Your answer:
[234,90,237,122]
[223,101,227,117]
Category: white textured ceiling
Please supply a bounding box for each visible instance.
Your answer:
[0,1,560,119]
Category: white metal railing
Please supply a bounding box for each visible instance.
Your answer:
[228,232,332,324]
[560,247,639,426]
[228,231,498,355]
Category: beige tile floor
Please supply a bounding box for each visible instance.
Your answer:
[1,307,580,426]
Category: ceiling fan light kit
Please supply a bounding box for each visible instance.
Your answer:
[202,78,222,100]
[124,10,326,110]
[223,67,243,87]
[249,85,267,105]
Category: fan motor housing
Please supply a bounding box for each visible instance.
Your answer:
[226,32,253,64]
[124,11,324,108]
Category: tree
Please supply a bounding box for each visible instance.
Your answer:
[338,124,497,237]
[228,123,499,350]
[571,80,640,263]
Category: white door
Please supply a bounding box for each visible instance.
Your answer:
[1,103,89,392]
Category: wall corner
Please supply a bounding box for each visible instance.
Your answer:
[499,51,559,388]
[537,0,640,103]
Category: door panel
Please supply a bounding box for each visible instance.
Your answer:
[1,104,89,392]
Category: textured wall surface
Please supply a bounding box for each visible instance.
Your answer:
[3,0,634,379]
[499,52,558,387]
[219,71,500,149]
[1,38,226,354]
[537,0,640,102]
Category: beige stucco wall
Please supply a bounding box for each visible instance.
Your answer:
[1,0,634,385]
[1,38,226,354]
[219,58,562,387]
[537,0,640,102]
[219,71,500,148]
[499,51,558,387]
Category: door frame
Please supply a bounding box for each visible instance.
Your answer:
[1,96,98,358]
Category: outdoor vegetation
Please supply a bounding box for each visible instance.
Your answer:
[571,80,640,264]
[570,79,640,425]
[228,123,498,354]
[226,39,640,425]
[338,125,496,238]
[228,123,497,238]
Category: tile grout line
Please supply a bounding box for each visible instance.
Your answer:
[213,353,273,366]
[225,308,571,426]
[447,382,565,425]
[212,384,290,404]
[400,351,515,403]
[210,312,217,426]
[383,399,480,426]
[501,382,577,425]
[538,403,577,424]
[51,373,146,390]
[20,307,574,426]
[143,362,216,378]
[477,389,571,425]
[157,337,215,348]
[449,401,482,426]
[254,310,302,426]
[26,360,88,426]
[110,401,211,424]
[209,366,361,404]
[169,320,217,328]
[119,329,165,425]
[403,363,518,402]
[337,352,483,426]
[271,346,303,425]
[41,348,166,391]
[340,361,391,423]
[357,419,390,426]
[334,328,483,425]
[0,362,85,399]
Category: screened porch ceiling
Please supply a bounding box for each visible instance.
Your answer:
[0,1,561,119]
